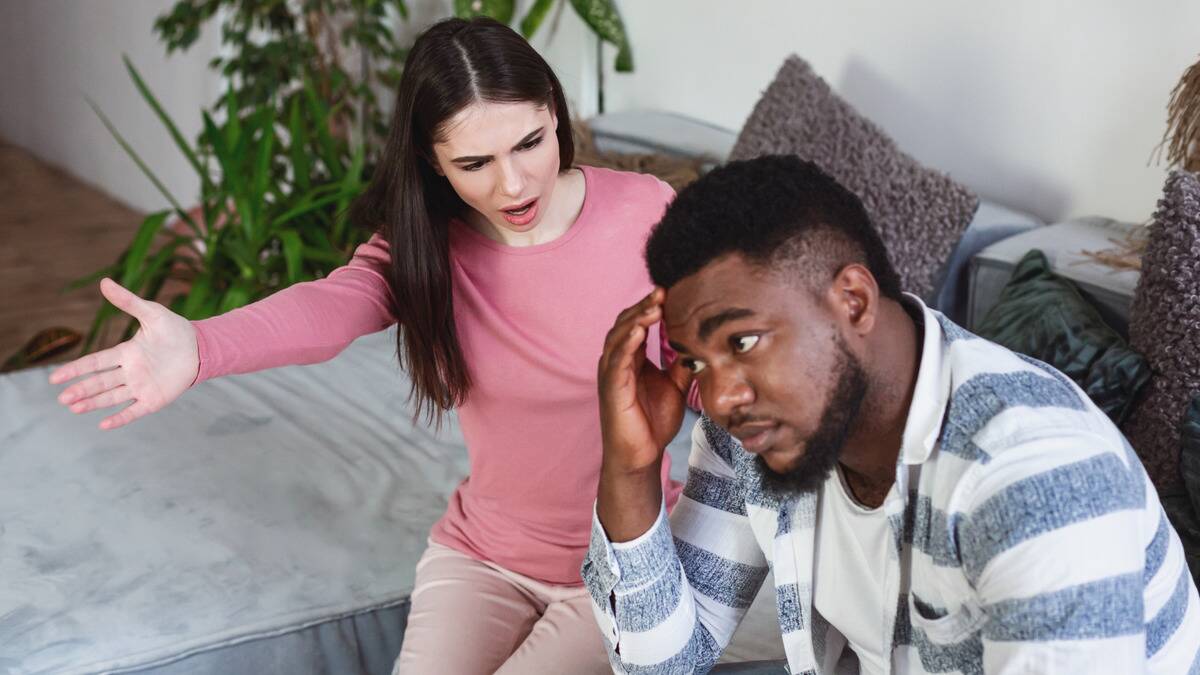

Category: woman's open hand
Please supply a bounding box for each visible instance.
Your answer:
[49,278,199,430]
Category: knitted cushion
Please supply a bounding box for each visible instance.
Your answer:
[1123,170,1200,492]
[730,56,979,299]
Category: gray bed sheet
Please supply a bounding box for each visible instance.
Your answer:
[1,328,467,674]
[1,327,782,674]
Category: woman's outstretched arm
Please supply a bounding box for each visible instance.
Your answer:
[49,233,397,429]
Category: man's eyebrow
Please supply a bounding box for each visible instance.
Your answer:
[698,308,756,342]
[450,127,544,164]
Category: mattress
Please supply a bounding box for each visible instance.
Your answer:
[1,327,780,673]
[1,328,468,674]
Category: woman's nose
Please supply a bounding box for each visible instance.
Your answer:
[496,158,524,198]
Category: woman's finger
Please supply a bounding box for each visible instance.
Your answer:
[59,368,125,405]
[71,384,134,415]
[48,345,123,384]
[99,277,156,323]
[99,398,150,431]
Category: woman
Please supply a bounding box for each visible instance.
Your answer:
[49,16,685,674]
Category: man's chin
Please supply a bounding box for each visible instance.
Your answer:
[758,447,800,474]
[756,444,840,496]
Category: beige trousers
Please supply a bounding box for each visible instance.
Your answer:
[391,540,612,674]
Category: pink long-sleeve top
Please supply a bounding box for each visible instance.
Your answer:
[191,165,683,584]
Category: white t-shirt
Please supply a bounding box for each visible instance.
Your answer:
[813,466,893,675]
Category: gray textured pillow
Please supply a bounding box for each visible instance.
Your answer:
[1123,170,1200,493]
[730,56,979,299]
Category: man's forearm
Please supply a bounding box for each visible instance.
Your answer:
[596,458,664,542]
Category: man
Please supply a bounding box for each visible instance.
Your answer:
[585,155,1200,674]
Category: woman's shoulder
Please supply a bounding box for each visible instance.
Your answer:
[578,165,675,207]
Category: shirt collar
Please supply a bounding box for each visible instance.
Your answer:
[896,294,952,466]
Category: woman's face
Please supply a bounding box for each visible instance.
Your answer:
[430,100,562,237]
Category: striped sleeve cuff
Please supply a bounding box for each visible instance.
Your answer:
[583,500,674,595]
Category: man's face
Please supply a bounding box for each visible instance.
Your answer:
[664,253,868,493]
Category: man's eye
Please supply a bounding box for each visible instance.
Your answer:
[519,137,543,151]
[462,162,485,172]
[683,359,706,374]
[733,335,760,354]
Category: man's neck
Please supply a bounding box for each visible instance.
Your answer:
[836,299,923,508]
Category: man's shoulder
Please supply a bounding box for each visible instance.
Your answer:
[934,313,1119,465]
[930,317,1145,519]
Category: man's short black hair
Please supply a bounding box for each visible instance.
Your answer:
[645,155,903,300]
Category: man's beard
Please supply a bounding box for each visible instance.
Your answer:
[757,336,868,497]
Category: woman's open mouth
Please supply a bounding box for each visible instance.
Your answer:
[500,198,539,226]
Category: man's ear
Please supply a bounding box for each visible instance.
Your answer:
[830,264,879,337]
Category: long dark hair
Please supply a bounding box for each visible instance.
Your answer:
[349,17,574,424]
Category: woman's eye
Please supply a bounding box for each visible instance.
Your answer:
[733,335,760,354]
[683,359,706,374]
[519,137,543,151]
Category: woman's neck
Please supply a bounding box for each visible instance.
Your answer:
[465,168,586,247]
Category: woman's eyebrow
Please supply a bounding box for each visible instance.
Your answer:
[450,126,545,164]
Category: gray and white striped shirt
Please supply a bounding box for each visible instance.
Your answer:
[583,297,1200,674]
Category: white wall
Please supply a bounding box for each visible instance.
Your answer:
[5,2,1193,224]
[593,1,1200,223]
[0,1,224,214]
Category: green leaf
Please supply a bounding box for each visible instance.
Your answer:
[302,79,342,178]
[568,0,633,71]
[87,98,199,233]
[137,240,195,295]
[454,0,515,24]
[64,262,119,293]
[201,111,234,178]
[217,280,253,314]
[222,237,261,281]
[302,245,349,265]
[233,195,258,245]
[271,188,349,228]
[122,54,212,191]
[333,142,366,242]
[81,301,121,354]
[224,87,242,151]
[250,105,277,232]
[119,210,172,289]
[181,272,213,319]
[287,95,311,192]
[278,230,303,284]
[519,0,556,37]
